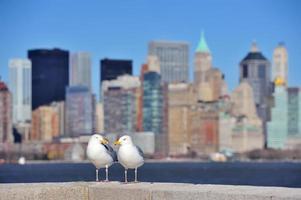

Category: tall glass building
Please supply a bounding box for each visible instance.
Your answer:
[9,58,32,124]
[28,48,69,110]
[267,83,288,149]
[142,72,164,134]
[268,83,301,149]
[65,86,93,137]
[70,52,91,91]
[148,41,189,83]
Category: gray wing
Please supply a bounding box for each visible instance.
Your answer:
[103,144,118,162]
[135,145,144,158]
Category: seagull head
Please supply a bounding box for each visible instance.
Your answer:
[114,135,133,146]
[89,134,109,145]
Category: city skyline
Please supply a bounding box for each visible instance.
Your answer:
[0,0,300,100]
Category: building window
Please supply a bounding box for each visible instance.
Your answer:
[258,65,266,78]
[243,64,248,78]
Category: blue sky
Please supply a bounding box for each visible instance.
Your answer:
[0,0,300,100]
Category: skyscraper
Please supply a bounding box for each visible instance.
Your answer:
[143,72,165,135]
[267,79,288,149]
[28,48,69,110]
[239,42,272,142]
[103,75,140,134]
[194,32,212,84]
[65,86,93,137]
[267,78,301,149]
[100,58,132,99]
[9,58,32,124]
[272,43,288,86]
[0,81,13,143]
[148,41,189,83]
[194,32,224,102]
[70,52,91,90]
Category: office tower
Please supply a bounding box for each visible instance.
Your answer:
[272,43,288,86]
[267,78,301,149]
[267,78,288,149]
[103,75,140,133]
[65,86,93,137]
[9,58,32,124]
[70,52,92,90]
[286,87,301,148]
[143,71,169,156]
[143,72,165,134]
[168,83,197,155]
[148,41,189,83]
[287,88,301,137]
[0,81,13,143]
[100,58,132,99]
[194,32,212,84]
[31,102,63,141]
[194,33,224,102]
[28,48,69,110]
[239,42,272,142]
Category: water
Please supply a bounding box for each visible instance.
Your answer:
[0,162,300,188]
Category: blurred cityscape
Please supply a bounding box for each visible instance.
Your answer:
[1,34,301,162]
[0,1,300,163]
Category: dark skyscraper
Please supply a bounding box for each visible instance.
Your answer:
[100,58,132,99]
[239,42,272,145]
[28,48,69,110]
[100,58,132,81]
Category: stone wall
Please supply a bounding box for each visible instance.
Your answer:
[1,182,301,200]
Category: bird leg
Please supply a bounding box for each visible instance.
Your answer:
[96,169,99,182]
[105,165,109,182]
[124,169,128,183]
[134,168,138,182]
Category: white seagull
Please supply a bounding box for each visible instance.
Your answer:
[87,134,117,181]
[114,135,144,183]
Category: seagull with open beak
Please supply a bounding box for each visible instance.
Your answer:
[87,134,117,181]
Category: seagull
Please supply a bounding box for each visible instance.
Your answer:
[114,135,144,183]
[87,134,117,182]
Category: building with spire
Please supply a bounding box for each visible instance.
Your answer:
[194,32,224,102]
[194,32,212,84]
[272,43,288,86]
[239,42,272,144]
[148,40,189,83]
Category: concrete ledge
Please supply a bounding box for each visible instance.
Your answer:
[0,182,301,200]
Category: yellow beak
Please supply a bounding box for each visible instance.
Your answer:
[100,137,109,145]
[114,140,121,145]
